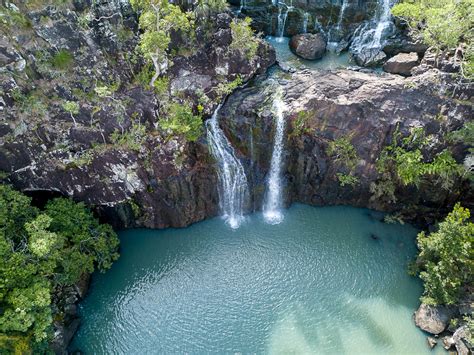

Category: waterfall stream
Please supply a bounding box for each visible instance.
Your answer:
[350,0,394,54]
[206,106,249,229]
[302,12,309,33]
[276,6,289,40]
[263,89,287,224]
[327,0,348,48]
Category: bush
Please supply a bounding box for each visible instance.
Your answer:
[160,103,203,142]
[391,0,474,79]
[230,17,259,60]
[414,203,474,305]
[50,49,73,70]
[0,185,119,348]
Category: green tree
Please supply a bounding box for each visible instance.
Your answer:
[414,203,474,305]
[131,0,194,87]
[230,17,259,60]
[0,185,119,348]
[391,0,474,78]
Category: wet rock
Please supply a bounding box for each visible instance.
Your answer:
[383,36,429,56]
[442,335,455,350]
[427,336,437,349]
[352,49,387,67]
[414,304,456,335]
[289,33,326,60]
[383,52,420,76]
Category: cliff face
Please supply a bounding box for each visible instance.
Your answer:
[0,1,275,229]
[1,1,472,230]
[219,68,473,225]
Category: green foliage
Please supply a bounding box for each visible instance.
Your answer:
[215,76,243,96]
[450,121,474,154]
[230,17,259,60]
[414,203,473,305]
[327,136,358,170]
[110,121,147,151]
[11,89,47,117]
[391,0,474,78]
[132,0,194,86]
[376,127,464,191]
[160,103,203,142]
[61,101,79,115]
[50,49,73,70]
[291,111,311,136]
[0,185,119,347]
[0,6,32,29]
[194,0,228,21]
[336,173,359,187]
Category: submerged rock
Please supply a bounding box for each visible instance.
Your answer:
[383,52,420,76]
[289,33,326,60]
[414,304,456,335]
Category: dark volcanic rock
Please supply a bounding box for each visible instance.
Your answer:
[383,52,420,76]
[289,33,326,60]
[218,67,473,223]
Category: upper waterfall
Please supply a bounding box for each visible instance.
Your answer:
[263,88,287,225]
[350,0,395,54]
[206,106,249,229]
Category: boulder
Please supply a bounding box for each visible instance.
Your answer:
[414,304,456,335]
[427,337,437,349]
[352,49,387,67]
[383,52,420,76]
[289,33,326,60]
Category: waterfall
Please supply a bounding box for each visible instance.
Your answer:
[302,12,309,33]
[276,6,289,40]
[350,0,395,54]
[328,0,348,46]
[238,0,246,14]
[263,89,286,225]
[206,106,249,229]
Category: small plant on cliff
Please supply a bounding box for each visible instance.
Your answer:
[229,17,259,60]
[62,100,80,126]
[215,76,243,96]
[160,102,203,142]
[0,185,119,350]
[413,203,474,305]
[327,136,359,170]
[291,111,311,137]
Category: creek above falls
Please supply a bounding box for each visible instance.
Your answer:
[70,205,444,354]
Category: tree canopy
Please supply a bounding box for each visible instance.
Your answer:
[0,185,119,351]
[391,0,474,78]
[414,203,474,305]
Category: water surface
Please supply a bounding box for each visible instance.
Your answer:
[70,205,441,354]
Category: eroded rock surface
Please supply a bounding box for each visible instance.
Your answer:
[414,304,455,335]
[289,33,326,60]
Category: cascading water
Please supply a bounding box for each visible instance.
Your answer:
[328,0,348,46]
[350,0,395,54]
[206,106,249,229]
[263,89,287,225]
[238,0,246,14]
[302,12,309,33]
[276,5,289,40]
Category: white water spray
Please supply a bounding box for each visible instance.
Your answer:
[350,0,394,53]
[263,89,287,225]
[276,6,289,40]
[302,12,309,33]
[206,106,249,229]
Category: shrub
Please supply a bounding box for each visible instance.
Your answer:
[414,203,474,305]
[50,49,73,70]
[0,185,119,347]
[230,17,259,60]
[160,103,203,142]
